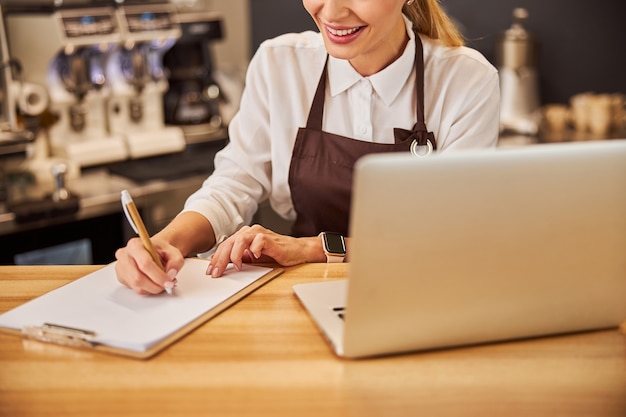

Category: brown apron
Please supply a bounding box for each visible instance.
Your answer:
[288,33,435,238]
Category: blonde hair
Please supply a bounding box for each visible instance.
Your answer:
[403,0,465,47]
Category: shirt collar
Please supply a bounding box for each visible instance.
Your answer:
[327,15,416,107]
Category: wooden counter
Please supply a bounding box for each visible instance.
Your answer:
[0,263,625,417]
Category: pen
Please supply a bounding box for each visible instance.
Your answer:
[121,190,171,295]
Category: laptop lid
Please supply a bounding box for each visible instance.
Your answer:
[294,140,626,359]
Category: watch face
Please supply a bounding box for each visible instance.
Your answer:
[323,232,345,255]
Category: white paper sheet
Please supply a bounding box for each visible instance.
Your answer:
[0,259,274,352]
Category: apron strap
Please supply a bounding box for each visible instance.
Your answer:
[305,57,329,131]
[393,32,437,150]
[414,31,427,130]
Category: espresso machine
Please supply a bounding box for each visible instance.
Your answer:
[106,3,186,159]
[162,11,227,144]
[0,5,38,158]
[5,6,129,168]
[496,8,541,135]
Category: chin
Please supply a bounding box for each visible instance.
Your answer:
[321,40,359,62]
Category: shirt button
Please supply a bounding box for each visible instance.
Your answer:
[360,126,368,135]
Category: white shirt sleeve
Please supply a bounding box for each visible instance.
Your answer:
[182,47,274,243]
[423,41,500,151]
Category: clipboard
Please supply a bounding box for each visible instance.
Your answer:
[0,258,283,359]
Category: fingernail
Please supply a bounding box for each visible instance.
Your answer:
[212,267,220,278]
[167,269,177,279]
[163,281,175,295]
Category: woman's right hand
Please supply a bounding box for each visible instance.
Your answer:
[114,237,185,295]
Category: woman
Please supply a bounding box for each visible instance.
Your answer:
[116,0,499,294]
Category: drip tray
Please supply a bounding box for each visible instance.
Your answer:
[107,140,227,183]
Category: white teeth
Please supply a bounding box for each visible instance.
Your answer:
[327,26,360,36]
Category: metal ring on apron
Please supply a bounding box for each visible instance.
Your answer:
[410,139,434,157]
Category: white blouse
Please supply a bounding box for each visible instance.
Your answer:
[182,16,500,244]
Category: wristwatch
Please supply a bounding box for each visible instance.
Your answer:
[320,232,346,263]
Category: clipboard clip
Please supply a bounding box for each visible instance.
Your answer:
[22,323,97,348]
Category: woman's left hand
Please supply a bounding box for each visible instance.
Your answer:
[207,224,324,277]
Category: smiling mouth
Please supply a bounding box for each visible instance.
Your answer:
[326,26,363,37]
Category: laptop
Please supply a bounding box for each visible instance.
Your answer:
[293,139,626,359]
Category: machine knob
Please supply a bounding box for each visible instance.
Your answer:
[51,163,70,202]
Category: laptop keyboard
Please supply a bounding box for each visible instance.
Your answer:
[332,306,345,320]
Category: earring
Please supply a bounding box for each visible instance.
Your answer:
[406,0,415,5]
